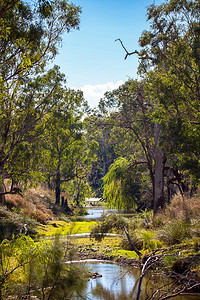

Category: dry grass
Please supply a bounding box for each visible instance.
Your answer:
[5,185,55,224]
[154,193,200,226]
[154,194,200,245]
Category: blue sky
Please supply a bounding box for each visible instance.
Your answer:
[54,0,163,107]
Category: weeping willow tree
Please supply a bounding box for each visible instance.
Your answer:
[103,157,143,211]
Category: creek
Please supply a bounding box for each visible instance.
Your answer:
[77,202,195,299]
[83,206,117,220]
[73,260,195,300]
[83,205,135,220]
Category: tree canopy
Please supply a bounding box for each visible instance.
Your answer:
[0,0,82,201]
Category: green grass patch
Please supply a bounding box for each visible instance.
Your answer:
[69,236,140,260]
[117,249,139,259]
[36,220,97,236]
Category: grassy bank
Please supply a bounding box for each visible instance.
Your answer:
[0,186,200,298]
[37,220,97,236]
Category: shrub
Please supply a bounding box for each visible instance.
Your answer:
[158,220,191,245]
[0,206,37,240]
[0,236,90,299]
[90,213,126,241]
[120,234,143,251]
[138,229,163,250]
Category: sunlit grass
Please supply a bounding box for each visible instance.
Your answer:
[69,236,140,259]
[36,220,97,236]
[117,249,139,259]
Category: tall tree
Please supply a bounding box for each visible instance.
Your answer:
[84,108,117,196]
[0,0,81,201]
[138,0,200,185]
[103,80,166,213]
[113,0,200,210]
[41,88,87,205]
[0,0,81,81]
[0,66,65,200]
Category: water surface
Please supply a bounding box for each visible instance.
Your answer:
[83,206,117,220]
[76,261,196,300]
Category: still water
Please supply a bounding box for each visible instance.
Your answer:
[83,206,117,220]
[80,203,196,300]
[76,261,196,300]
[83,205,135,220]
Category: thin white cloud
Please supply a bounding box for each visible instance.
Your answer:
[73,80,124,108]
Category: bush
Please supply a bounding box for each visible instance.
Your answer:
[158,220,191,245]
[0,235,90,299]
[0,206,38,240]
[138,229,163,250]
[90,213,126,241]
[120,233,143,251]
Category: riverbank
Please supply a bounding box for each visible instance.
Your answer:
[63,236,140,266]
[1,186,200,299]
[34,195,200,299]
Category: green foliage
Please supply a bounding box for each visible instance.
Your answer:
[0,0,81,80]
[40,87,89,203]
[0,0,82,198]
[0,235,90,299]
[90,213,126,241]
[159,220,191,245]
[83,113,117,195]
[139,0,200,183]
[103,157,142,210]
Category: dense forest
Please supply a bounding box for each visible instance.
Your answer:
[0,0,200,299]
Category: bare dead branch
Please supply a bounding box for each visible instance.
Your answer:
[115,38,139,60]
[115,38,154,60]
[123,224,142,258]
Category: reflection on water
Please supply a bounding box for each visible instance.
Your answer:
[82,262,138,300]
[83,205,136,220]
[75,262,196,300]
[83,206,117,220]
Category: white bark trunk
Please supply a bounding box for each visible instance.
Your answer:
[154,123,165,214]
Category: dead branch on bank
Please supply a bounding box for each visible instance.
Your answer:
[136,250,200,300]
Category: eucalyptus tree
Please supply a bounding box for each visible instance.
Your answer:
[41,88,88,205]
[0,66,65,200]
[0,0,81,201]
[83,104,117,196]
[0,0,81,81]
[62,135,98,206]
[103,80,166,213]
[112,0,200,212]
[138,0,200,186]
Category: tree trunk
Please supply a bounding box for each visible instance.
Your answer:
[123,224,141,257]
[55,170,61,205]
[0,172,5,205]
[75,190,80,207]
[153,123,165,215]
[0,184,5,205]
[154,148,165,214]
[102,126,106,177]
